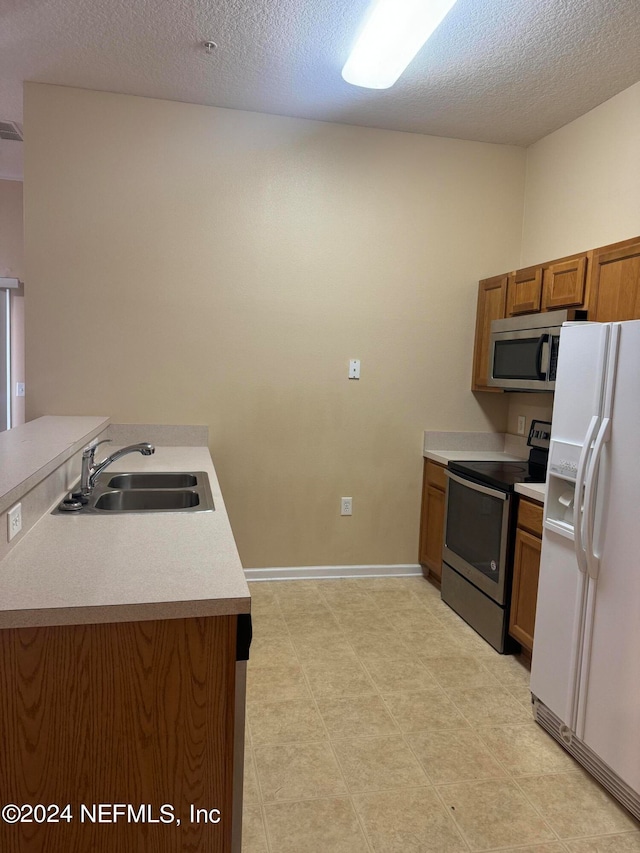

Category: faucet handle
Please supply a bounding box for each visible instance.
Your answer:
[82,438,112,459]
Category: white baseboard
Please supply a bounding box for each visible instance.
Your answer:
[244,564,423,582]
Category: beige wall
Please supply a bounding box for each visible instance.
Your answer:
[505,393,554,440]
[24,83,526,567]
[521,80,640,266]
[507,80,640,438]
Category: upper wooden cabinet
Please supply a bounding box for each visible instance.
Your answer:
[588,238,640,322]
[470,235,640,393]
[508,255,589,316]
[507,266,543,315]
[542,255,588,310]
[472,274,507,391]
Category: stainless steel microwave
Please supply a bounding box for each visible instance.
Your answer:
[488,310,570,391]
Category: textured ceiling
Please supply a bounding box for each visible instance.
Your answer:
[2,0,640,179]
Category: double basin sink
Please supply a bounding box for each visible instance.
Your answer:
[58,471,215,514]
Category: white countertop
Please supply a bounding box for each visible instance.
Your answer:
[515,482,546,502]
[424,449,527,465]
[0,445,250,628]
[0,415,110,515]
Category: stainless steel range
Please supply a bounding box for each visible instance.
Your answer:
[441,422,550,653]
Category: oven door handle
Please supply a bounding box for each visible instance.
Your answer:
[445,470,508,501]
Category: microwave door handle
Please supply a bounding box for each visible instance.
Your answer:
[535,333,550,379]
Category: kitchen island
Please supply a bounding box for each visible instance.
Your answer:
[0,417,250,853]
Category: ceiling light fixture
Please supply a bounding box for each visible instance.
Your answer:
[342,0,460,89]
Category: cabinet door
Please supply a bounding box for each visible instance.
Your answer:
[589,238,640,322]
[507,266,543,316]
[542,255,587,310]
[509,528,542,652]
[420,485,445,582]
[472,274,508,391]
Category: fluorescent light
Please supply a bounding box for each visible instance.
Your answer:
[342,0,459,89]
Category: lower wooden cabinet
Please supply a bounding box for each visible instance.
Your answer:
[509,528,541,651]
[509,497,543,653]
[0,616,238,853]
[419,460,446,583]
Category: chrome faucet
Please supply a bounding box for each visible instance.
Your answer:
[80,440,155,495]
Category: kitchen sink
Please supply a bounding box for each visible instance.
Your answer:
[107,472,198,490]
[94,489,201,511]
[54,470,215,514]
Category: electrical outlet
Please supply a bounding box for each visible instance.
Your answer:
[517,416,526,436]
[348,360,360,380]
[340,497,353,516]
[8,503,22,541]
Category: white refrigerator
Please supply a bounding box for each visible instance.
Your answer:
[531,319,640,821]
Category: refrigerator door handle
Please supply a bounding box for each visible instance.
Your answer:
[582,324,619,580]
[566,569,588,729]
[563,398,606,728]
[573,415,600,575]
[583,417,611,580]
[575,577,598,740]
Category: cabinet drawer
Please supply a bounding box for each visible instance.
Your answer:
[517,498,543,537]
[425,460,447,491]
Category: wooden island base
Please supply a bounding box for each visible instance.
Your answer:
[0,616,237,853]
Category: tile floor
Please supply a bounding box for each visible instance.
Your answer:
[242,576,640,852]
